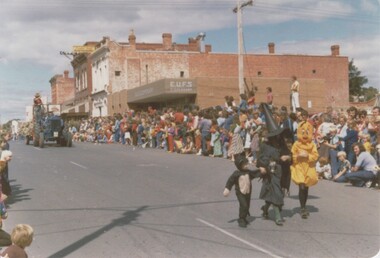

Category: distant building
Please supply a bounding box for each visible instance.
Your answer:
[60,31,349,117]
[49,70,75,105]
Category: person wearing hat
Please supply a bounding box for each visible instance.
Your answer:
[256,103,292,226]
[291,118,319,219]
[223,153,266,228]
[33,92,43,106]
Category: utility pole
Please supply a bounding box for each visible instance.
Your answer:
[234,0,253,95]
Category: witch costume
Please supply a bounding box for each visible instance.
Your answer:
[256,103,292,226]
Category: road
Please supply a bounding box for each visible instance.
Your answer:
[3,141,380,258]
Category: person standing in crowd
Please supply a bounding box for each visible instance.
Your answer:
[341,120,359,165]
[0,149,12,197]
[291,116,319,219]
[1,224,34,258]
[197,111,211,156]
[113,114,121,144]
[247,90,256,109]
[223,153,266,228]
[345,142,377,187]
[238,93,248,111]
[290,76,300,112]
[266,87,274,110]
[0,134,10,151]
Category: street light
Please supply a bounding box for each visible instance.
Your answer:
[234,0,254,95]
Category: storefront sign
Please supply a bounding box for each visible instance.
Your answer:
[73,45,96,54]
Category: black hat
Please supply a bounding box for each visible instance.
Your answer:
[234,152,248,170]
[260,103,284,138]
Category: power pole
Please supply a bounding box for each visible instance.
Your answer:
[234,0,253,95]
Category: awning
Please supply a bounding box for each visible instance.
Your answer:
[127,78,197,103]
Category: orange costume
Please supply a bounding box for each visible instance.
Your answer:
[291,121,319,187]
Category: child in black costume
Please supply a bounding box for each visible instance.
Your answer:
[257,103,292,226]
[223,153,266,228]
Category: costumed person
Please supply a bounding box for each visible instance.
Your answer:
[291,117,319,219]
[33,92,43,106]
[223,153,266,228]
[257,103,292,226]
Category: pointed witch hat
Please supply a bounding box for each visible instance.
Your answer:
[260,103,284,138]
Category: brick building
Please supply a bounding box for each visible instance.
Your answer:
[61,31,349,117]
[49,70,75,105]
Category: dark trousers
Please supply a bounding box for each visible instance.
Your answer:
[236,190,251,219]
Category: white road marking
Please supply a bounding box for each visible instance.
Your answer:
[196,218,282,258]
[70,161,88,169]
[137,164,158,167]
[33,147,41,151]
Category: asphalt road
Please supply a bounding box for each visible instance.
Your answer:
[3,140,380,258]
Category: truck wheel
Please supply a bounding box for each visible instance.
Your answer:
[39,133,44,148]
[33,135,39,147]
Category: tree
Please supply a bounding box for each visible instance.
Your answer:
[349,59,368,96]
[362,86,378,101]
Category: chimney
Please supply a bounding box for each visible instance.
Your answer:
[268,42,275,54]
[128,29,136,48]
[64,70,69,78]
[162,33,172,50]
[331,45,340,56]
[188,37,197,51]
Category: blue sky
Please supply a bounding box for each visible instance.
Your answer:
[0,0,379,123]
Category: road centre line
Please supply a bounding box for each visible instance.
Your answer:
[70,161,88,169]
[196,218,282,258]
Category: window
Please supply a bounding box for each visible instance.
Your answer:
[180,71,184,77]
[115,71,121,76]
[257,71,262,76]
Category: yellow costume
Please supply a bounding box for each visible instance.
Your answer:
[291,121,319,187]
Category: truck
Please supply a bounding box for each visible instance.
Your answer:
[25,103,72,148]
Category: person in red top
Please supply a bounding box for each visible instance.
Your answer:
[266,87,273,109]
[173,107,185,124]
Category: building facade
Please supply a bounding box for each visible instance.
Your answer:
[60,31,349,117]
[49,70,75,105]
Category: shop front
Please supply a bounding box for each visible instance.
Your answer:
[127,78,197,110]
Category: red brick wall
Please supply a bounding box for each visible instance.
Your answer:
[50,72,75,105]
[189,53,348,113]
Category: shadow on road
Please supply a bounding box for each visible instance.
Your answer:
[6,179,33,206]
[47,205,148,258]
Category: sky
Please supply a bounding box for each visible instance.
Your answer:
[0,0,379,123]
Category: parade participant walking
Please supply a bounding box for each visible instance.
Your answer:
[223,153,266,228]
[290,76,300,112]
[291,115,319,219]
[257,103,291,226]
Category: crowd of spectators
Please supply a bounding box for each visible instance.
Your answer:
[55,96,380,189]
